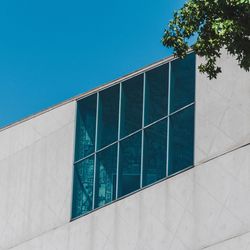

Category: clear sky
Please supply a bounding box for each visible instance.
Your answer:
[0,0,185,128]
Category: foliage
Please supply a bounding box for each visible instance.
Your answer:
[162,0,250,79]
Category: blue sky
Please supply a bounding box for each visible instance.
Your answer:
[0,0,185,128]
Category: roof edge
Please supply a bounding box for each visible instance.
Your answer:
[0,51,193,133]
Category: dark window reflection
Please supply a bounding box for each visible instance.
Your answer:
[118,132,142,197]
[75,95,96,161]
[120,75,143,138]
[97,85,119,149]
[72,157,94,218]
[95,144,117,208]
[168,105,194,175]
[170,53,195,112]
[143,120,167,186]
[145,64,169,125]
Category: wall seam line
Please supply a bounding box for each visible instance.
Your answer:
[195,141,250,167]
[201,230,250,249]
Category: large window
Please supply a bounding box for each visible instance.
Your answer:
[72,53,195,219]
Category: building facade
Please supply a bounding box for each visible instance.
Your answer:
[0,51,250,250]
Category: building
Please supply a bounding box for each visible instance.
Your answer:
[0,51,250,250]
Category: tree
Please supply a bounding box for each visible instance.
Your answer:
[162,0,250,79]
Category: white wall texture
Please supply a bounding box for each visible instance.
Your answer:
[0,102,76,249]
[195,51,250,164]
[8,143,250,250]
[0,51,249,250]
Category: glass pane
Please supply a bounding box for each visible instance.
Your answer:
[168,105,194,176]
[118,132,142,198]
[120,75,143,138]
[72,156,94,218]
[145,63,169,125]
[75,95,97,161]
[95,144,117,208]
[143,119,167,187]
[97,85,119,149]
[170,53,195,112]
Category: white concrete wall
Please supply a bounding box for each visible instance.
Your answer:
[0,102,76,249]
[195,51,250,164]
[8,143,250,250]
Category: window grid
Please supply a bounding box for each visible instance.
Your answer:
[92,92,99,209]
[166,61,171,177]
[140,73,146,188]
[115,84,122,199]
[74,101,194,166]
[72,55,195,219]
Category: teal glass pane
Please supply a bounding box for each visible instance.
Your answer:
[97,85,119,149]
[72,156,94,218]
[168,105,194,176]
[143,119,167,187]
[120,75,143,138]
[145,63,169,125]
[118,132,142,197]
[75,95,97,161]
[95,144,117,208]
[170,53,195,113]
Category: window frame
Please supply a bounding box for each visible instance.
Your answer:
[71,52,196,220]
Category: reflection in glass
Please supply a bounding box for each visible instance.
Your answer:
[75,94,97,161]
[118,132,142,197]
[145,64,169,125]
[143,120,167,186]
[95,144,117,208]
[97,85,119,149]
[170,53,195,112]
[120,75,143,138]
[72,53,196,219]
[72,156,94,218]
[168,105,194,175]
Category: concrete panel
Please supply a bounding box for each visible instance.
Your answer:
[195,51,250,164]
[9,143,250,250]
[0,102,76,249]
